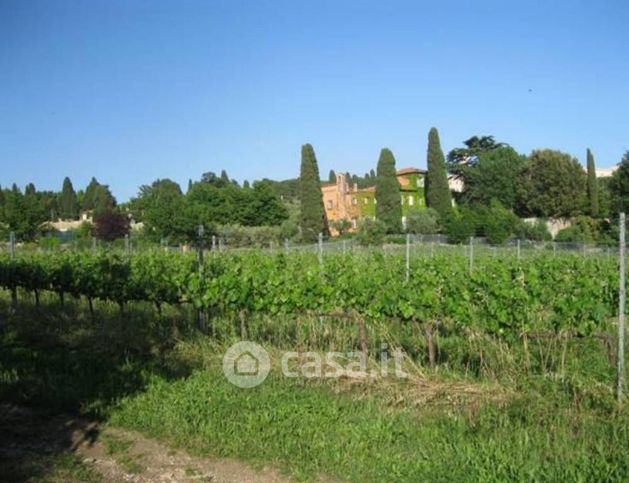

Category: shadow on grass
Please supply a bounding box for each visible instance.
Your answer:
[0,292,200,481]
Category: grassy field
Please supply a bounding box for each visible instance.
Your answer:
[0,290,628,481]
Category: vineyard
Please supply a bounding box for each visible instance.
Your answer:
[0,248,620,342]
[1,248,628,481]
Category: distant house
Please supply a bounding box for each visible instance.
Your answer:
[322,168,428,234]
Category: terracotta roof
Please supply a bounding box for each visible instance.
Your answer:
[397,167,427,175]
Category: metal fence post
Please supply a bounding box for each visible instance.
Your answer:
[284,238,289,253]
[517,239,521,261]
[212,235,216,252]
[342,239,347,255]
[197,225,204,266]
[618,213,626,403]
[469,236,474,274]
[405,233,410,282]
[9,232,16,259]
[318,232,323,267]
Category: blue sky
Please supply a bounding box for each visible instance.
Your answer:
[1,0,628,201]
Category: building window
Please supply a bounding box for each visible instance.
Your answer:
[363,198,369,205]
[417,177,424,188]
[327,200,333,209]
[401,195,404,205]
[408,195,414,206]
[352,197,357,205]
[402,216,407,229]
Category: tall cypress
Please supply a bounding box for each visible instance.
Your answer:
[299,144,327,241]
[59,177,79,220]
[375,148,402,233]
[83,177,100,211]
[328,169,336,183]
[426,127,452,217]
[586,148,599,217]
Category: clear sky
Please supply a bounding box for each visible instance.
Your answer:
[1,0,628,201]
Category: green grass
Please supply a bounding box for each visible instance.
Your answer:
[110,367,629,482]
[1,292,629,482]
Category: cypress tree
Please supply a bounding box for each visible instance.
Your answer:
[59,177,79,220]
[587,148,599,217]
[328,170,336,183]
[220,170,230,183]
[83,177,100,211]
[375,148,402,233]
[426,127,452,218]
[299,144,327,241]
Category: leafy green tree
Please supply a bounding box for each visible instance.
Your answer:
[298,144,327,241]
[1,184,47,241]
[243,180,250,189]
[452,146,526,209]
[426,127,452,218]
[245,181,289,226]
[59,177,79,220]
[610,151,629,215]
[375,148,402,233]
[518,149,586,218]
[447,135,507,166]
[131,179,189,242]
[586,149,599,217]
[220,170,230,183]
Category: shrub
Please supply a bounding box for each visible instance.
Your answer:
[444,209,476,244]
[406,209,440,235]
[356,218,386,246]
[514,219,552,241]
[93,210,131,241]
[555,216,601,243]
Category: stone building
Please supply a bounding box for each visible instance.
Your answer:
[321,168,427,235]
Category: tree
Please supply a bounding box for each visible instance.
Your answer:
[375,148,402,233]
[426,127,452,218]
[298,144,327,241]
[220,170,230,183]
[587,148,599,217]
[518,149,586,218]
[245,181,289,226]
[449,145,526,210]
[92,184,116,216]
[93,210,130,241]
[609,151,629,214]
[59,177,79,220]
[130,179,190,242]
[447,135,507,166]
[328,170,336,183]
[1,184,47,241]
[82,177,101,211]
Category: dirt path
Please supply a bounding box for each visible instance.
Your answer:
[0,404,292,482]
[75,425,291,483]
